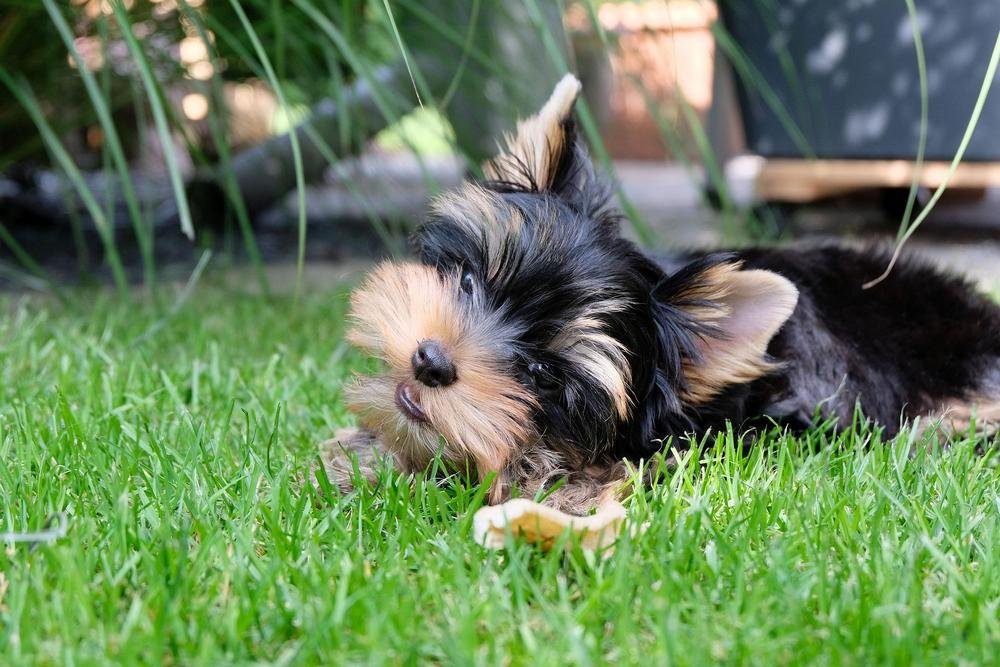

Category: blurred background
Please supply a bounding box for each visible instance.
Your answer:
[1,0,999,296]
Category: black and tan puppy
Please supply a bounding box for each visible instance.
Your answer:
[322,76,1000,513]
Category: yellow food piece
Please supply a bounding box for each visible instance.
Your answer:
[473,498,627,553]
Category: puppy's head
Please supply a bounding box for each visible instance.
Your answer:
[347,75,798,489]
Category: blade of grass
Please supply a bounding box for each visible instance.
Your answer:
[228,0,307,300]
[327,43,353,155]
[662,1,744,238]
[679,92,742,236]
[43,140,91,274]
[630,76,697,177]
[178,1,269,296]
[752,0,817,142]
[132,249,213,345]
[0,67,129,295]
[289,0,442,193]
[864,30,1000,289]
[205,6,436,212]
[43,0,156,289]
[897,0,930,240]
[581,0,609,45]
[193,8,403,258]
[586,2,740,235]
[380,0,423,108]
[370,1,450,173]
[437,0,481,111]
[296,11,403,250]
[111,0,194,241]
[0,223,68,302]
[270,0,288,81]
[394,0,534,102]
[299,122,404,256]
[708,16,815,159]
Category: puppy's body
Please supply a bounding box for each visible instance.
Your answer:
[326,76,1000,513]
[648,245,1000,453]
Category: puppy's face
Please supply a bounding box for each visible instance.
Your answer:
[345,258,538,483]
[346,76,798,487]
[346,184,638,480]
[346,77,635,486]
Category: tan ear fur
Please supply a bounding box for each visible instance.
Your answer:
[681,266,799,405]
[484,74,582,190]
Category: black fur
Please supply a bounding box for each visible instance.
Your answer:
[412,123,1000,465]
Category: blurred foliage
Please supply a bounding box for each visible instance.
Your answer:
[3,0,989,296]
[0,0,398,168]
[0,0,578,295]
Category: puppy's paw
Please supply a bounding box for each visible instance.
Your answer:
[314,427,396,497]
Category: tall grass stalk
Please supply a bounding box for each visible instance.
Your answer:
[178,0,270,296]
[436,0,481,111]
[44,0,155,290]
[708,19,815,160]
[111,0,194,242]
[897,0,930,241]
[226,0,308,300]
[380,0,424,108]
[521,0,655,246]
[299,123,405,256]
[0,224,68,301]
[289,0,441,193]
[0,67,130,295]
[5,2,996,296]
[865,30,1000,289]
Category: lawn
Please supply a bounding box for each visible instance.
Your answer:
[1,282,998,665]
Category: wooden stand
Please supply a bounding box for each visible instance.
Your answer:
[755,159,1000,203]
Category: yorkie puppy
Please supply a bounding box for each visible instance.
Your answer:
[321,75,1000,514]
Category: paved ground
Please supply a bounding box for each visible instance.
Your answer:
[618,158,1000,291]
[278,153,1000,291]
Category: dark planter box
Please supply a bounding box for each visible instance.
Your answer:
[718,0,1000,161]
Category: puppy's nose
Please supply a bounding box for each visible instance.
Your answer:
[412,340,457,387]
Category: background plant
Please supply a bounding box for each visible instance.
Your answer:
[0,0,997,297]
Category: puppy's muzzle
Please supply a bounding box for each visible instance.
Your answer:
[411,339,457,387]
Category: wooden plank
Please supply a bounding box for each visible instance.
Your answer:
[755,159,1000,203]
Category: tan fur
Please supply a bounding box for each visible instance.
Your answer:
[919,395,1000,437]
[346,262,538,498]
[484,74,582,190]
[498,442,628,515]
[548,303,633,419]
[315,427,396,494]
[679,263,800,406]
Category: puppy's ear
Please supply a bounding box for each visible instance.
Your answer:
[485,74,605,215]
[672,262,799,405]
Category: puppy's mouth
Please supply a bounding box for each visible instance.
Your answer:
[395,381,429,424]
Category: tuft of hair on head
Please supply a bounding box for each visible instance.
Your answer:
[665,261,799,406]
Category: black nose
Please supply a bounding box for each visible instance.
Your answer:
[411,340,457,387]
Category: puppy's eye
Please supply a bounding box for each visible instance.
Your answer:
[460,268,475,295]
[528,362,559,391]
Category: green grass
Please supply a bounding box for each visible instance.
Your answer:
[1,284,999,664]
